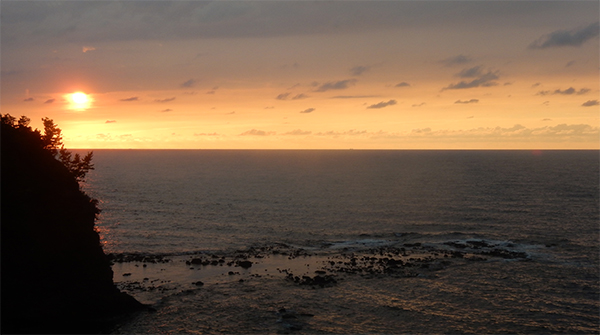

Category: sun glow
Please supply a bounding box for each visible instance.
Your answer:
[71,92,88,104]
[67,92,92,110]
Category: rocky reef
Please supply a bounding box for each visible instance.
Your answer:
[1,115,146,334]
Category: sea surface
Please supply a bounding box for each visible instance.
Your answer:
[79,150,599,334]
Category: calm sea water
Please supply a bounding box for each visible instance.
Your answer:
[83,150,598,255]
[78,150,599,334]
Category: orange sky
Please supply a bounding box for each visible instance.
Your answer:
[2,1,598,149]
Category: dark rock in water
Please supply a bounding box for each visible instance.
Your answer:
[237,260,253,269]
[287,273,337,287]
[192,281,205,286]
[189,258,204,265]
[1,116,146,334]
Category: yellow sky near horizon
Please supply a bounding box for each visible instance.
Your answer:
[2,1,598,149]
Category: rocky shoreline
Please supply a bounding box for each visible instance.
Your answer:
[110,238,532,300]
[107,239,600,334]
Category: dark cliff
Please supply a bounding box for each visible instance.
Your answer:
[1,116,145,334]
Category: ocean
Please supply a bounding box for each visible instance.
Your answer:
[79,150,599,334]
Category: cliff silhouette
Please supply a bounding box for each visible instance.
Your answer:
[1,115,145,334]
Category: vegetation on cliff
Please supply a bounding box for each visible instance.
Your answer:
[1,114,145,334]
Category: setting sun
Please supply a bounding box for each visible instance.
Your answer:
[66,92,92,111]
[71,92,88,104]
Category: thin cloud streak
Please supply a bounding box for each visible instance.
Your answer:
[155,97,176,103]
[455,99,479,104]
[300,108,315,114]
[443,69,499,90]
[529,22,599,49]
[181,79,196,88]
[314,79,357,92]
[582,100,599,107]
[367,100,397,109]
[536,87,590,96]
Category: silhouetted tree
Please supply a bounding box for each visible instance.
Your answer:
[1,114,95,183]
[42,116,63,155]
[59,148,95,182]
[17,115,31,128]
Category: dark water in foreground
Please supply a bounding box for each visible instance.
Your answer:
[79,150,599,334]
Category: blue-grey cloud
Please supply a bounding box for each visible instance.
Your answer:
[582,100,599,107]
[161,109,173,112]
[314,79,357,92]
[455,99,479,104]
[367,100,397,109]
[350,65,370,76]
[44,99,55,104]
[412,102,426,107]
[443,70,499,90]
[278,92,308,100]
[292,93,308,100]
[276,92,291,100]
[155,97,176,103]
[529,22,599,49]
[536,87,590,96]
[440,54,472,67]
[300,108,315,114]
[181,79,196,88]
[23,97,34,102]
[395,82,410,87]
[457,66,483,78]
[120,97,138,101]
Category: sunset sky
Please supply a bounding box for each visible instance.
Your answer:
[2,1,598,149]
